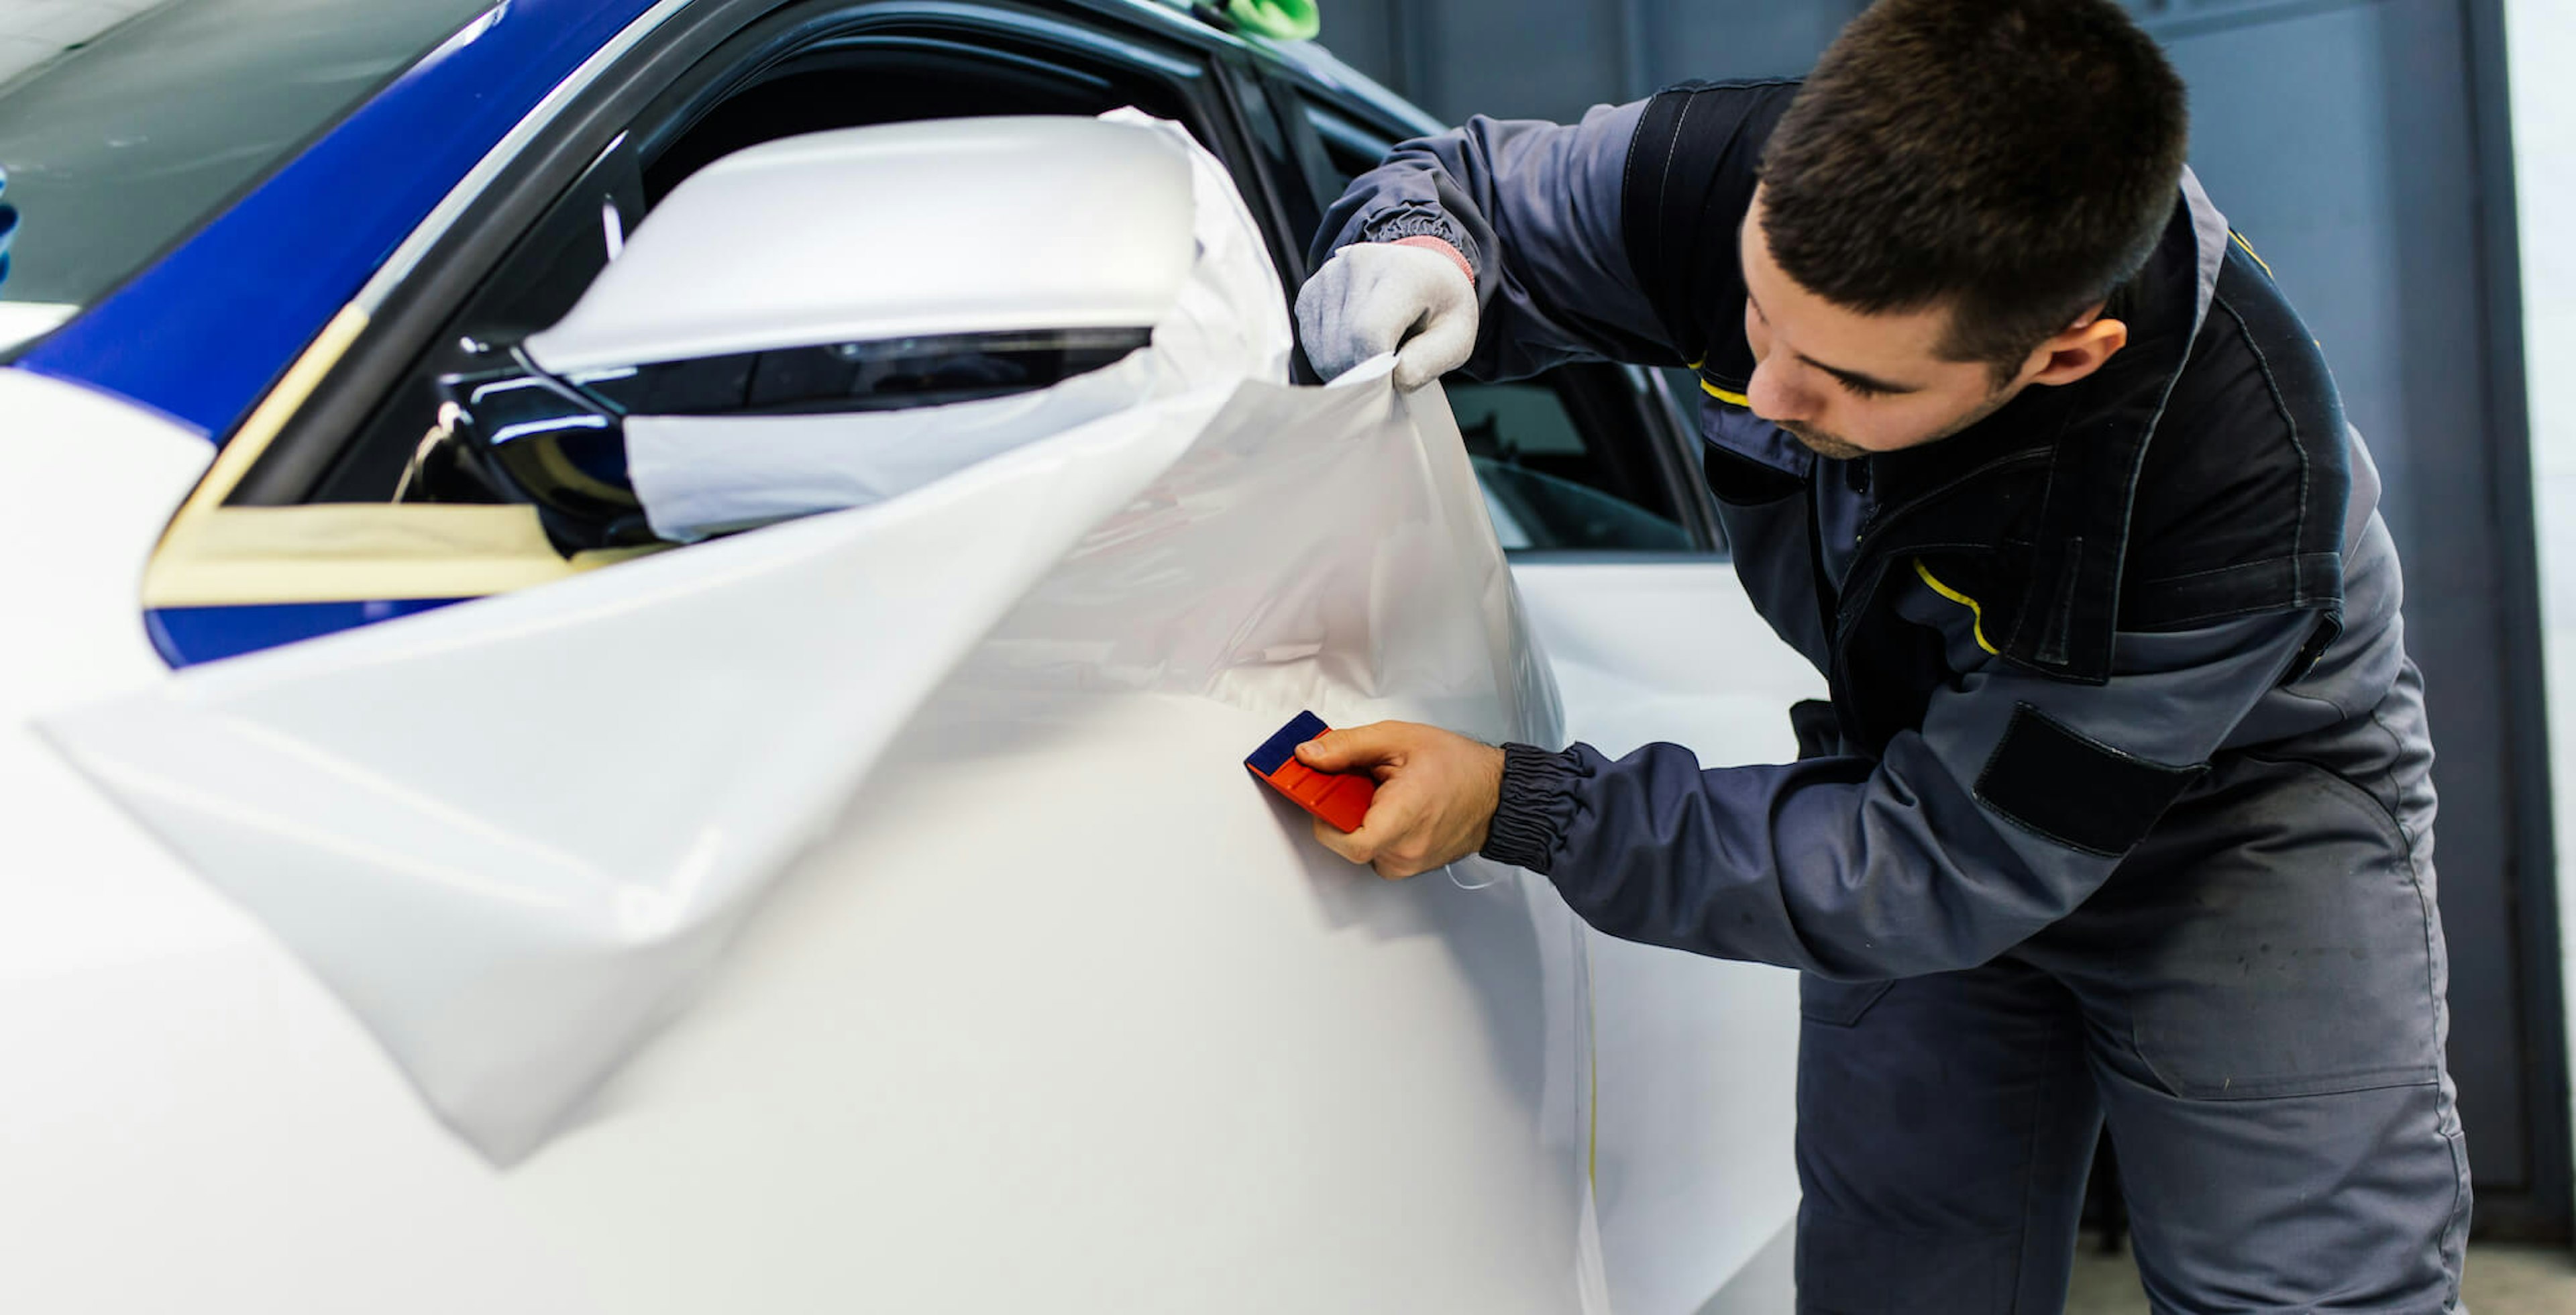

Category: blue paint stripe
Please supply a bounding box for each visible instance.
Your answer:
[147,598,469,667]
[23,0,661,441]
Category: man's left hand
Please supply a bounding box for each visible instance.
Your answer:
[1293,721,1503,880]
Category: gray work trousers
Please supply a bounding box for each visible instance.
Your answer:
[1790,755,2473,1314]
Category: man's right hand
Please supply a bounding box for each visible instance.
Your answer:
[1294,238,1479,390]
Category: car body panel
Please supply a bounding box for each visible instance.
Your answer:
[1511,559,1823,1314]
[0,367,220,987]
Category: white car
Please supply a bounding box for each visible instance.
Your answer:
[0,1,1821,1310]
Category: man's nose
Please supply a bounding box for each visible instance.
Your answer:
[1746,359,1814,423]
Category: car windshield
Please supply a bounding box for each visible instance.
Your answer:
[0,0,494,338]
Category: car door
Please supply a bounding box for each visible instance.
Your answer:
[11,5,1616,1311]
[1260,68,1820,1314]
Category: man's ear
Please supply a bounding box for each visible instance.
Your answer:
[2024,313,2129,388]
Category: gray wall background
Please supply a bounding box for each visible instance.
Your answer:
[1311,0,2569,1237]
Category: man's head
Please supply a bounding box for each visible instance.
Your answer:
[1742,0,2189,459]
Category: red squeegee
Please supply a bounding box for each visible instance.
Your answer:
[1244,711,1377,833]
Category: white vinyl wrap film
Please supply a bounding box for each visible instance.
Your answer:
[37,350,1624,1310]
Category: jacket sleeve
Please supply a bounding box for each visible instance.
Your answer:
[1480,609,2320,980]
[1308,100,1680,380]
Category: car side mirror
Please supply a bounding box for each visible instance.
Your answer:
[436,115,1201,551]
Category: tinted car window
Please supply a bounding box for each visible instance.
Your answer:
[1453,376,1693,551]
[0,0,492,310]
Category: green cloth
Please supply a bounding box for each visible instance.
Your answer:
[1225,0,1320,40]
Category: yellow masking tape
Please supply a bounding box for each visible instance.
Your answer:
[144,503,658,607]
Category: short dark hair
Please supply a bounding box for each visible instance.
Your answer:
[1758,0,2190,376]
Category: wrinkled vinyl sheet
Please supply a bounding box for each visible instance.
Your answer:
[44,361,1601,1310]
[45,361,1627,1315]
[50,351,1539,1118]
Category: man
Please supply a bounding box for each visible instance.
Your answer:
[1290,0,2469,1310]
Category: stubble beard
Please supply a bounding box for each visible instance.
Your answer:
[1780,421,1868,462]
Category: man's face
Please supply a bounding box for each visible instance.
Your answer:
[1737,192,2024,460]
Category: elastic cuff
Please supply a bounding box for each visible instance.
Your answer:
[1480,743,1586,874]
[1358,208,1483,278]
[1388,235,1474,285]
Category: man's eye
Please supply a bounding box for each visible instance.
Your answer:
[1835,376,1888,401]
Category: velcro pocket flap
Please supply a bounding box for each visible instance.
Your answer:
[1974,702,2205,857]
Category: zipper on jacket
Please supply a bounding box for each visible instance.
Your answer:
[1805,482,1841,657]
[1849,456,1876,545]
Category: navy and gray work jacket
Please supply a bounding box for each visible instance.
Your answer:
[1316,82,2432,980]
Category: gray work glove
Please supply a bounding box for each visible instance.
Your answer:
[1295,239,1479,390]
